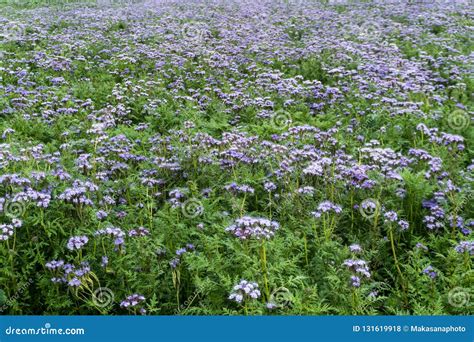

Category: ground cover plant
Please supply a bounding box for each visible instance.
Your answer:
[0,0,472,315]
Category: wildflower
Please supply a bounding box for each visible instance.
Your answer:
[66,236,88,251]
[398,220,409,231]
[368,291,378,298]
[68,278,81,287]
[224,183,255,195]
[0,223,15,241]
[264,181,277,192]
[169,258,180,268]
[101,256,109,267]
[228,280,261,303]
[266,302,277,310]
[350,276,361,287]
[422,266,437,279]
[45,260,64,270]
[297,186,314,195]
[226,216,279,240]
[120,294,145,308]
[312,201,342,218]
[384,211,398,223]
[96,210,108,220]
[415,242,428,251]
[95,227,125,249]
[454,241,474,255]
[349,244,362,254]
[343,259,371,279]
[128,227,150,237]
[176,248,187,256]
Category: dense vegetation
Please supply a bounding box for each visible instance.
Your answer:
[0,0,472,315]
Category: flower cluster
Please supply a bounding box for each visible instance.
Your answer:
[383,211,409,231]
[66,236,89,251]
[454,241,474,255]
[312,201,343,218]
[120,294,146,314]
[95,226,126,248]
[169,244,196,269]
[224,183,255,195]
[128,227,150,237]
[228,280,261,303]
[46,260,91,287]
[343,259,371,287]
[226,216,279,240]
[422,266,437,280]
[0,219,22,241]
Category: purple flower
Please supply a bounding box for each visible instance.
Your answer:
[169,258,180,268]
[66,236,88,251]
[96,210,108,220]
[101,256,109,267]
[343,259,371,279]
[45,260,64,270]
[312,201,342,218]
[349,244,362,254]
[224,183,255,195]
[229,280,261,303]
[454,241,474,255]
[120,294,145,308]
[226,216,279,240]
[95,227,125,249]
[68,277,81,287]
[384,211,398,223]
[398,220,409,231]
[350,276,361,287]
[266,302,277,309]
[422,266,437,279]
[415,242,428,251]
[264,181,277,192]
[176,248,187,256]
[128,227,150,237]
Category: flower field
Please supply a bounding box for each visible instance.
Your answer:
[0,0,472,315]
